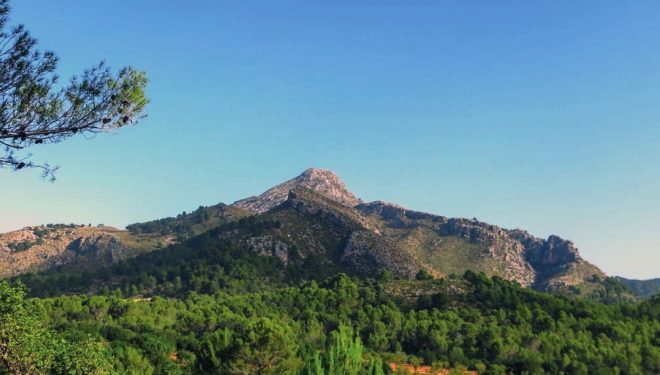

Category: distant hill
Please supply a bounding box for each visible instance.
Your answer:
[0,224,160,278]
[0,205,251,279]
[2,167,628,299]
[615,277,660,298]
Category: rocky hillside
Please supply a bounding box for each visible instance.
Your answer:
[354,200,605,290]
[1,167,611,295]
[226,186,604,291]
[0,225,164,278]
[232,168,363,213]
[0,203,253,279]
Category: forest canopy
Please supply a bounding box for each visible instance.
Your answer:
[7,228,660,374]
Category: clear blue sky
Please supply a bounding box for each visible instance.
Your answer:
[1,1,659,279]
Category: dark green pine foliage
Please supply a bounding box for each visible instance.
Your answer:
[6,223,660,374]
[301,327,384,375]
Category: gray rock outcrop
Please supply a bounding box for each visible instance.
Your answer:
[232,168,363,213]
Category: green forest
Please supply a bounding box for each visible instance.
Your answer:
[4,221,659,374]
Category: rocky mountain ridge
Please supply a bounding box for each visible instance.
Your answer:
[0,226,162,278]
[353,200,604,290]
[0,167,622,296]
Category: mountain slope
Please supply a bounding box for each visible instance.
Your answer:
[125,203,252,238]
[232,168,363,213]
[2,167,617,296]
[0,225,161,278]
[353,200,606,290]
[0,204,253,279]
[223,184,605,290]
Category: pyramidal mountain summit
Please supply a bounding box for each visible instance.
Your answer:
[232,168,363,213]
[0,167,619,296]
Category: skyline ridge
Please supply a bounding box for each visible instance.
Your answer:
[2,167,654,281]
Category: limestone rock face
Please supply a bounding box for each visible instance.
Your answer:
[521,234,580,268]
[243,236,289,264]
[0,227,135,278]
[507,230,604,289]
[232,168,363,213]
[67,234,123,255]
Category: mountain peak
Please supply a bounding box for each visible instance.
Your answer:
[300,167,331,176]
[297,167,340,181]
[232,168,363,213]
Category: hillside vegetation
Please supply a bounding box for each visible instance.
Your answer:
[616,277,660,299]
[2,168,658,373]
[4,246,659,374]
[0,168,636,301]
